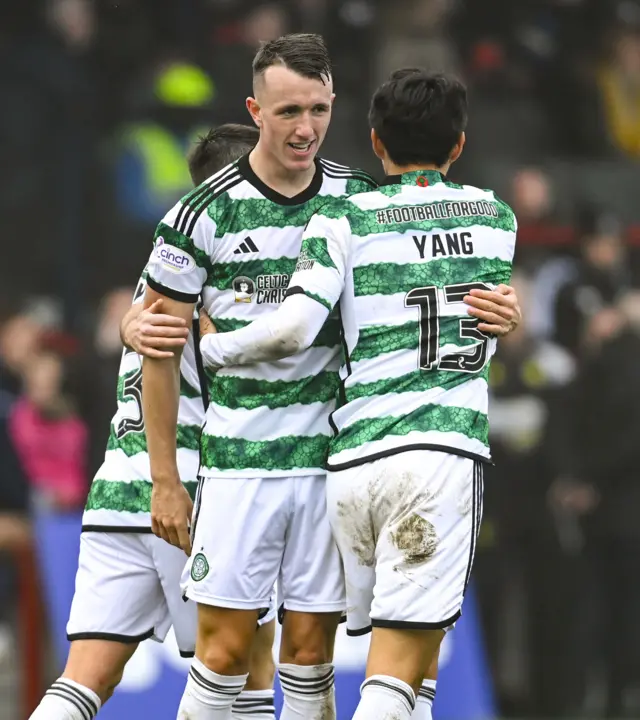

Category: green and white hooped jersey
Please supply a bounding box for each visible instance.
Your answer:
[286,169,517,471]
[146,154,376,479]
[83,271,205,530]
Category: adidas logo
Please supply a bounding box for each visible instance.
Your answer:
[233,237,259,254]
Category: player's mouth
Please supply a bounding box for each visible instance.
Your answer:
[288,140,315,157]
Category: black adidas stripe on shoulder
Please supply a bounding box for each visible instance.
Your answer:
[174,166,242,236]
[319,159,377,188]
[174,164,237,233]
[185,172,242,238]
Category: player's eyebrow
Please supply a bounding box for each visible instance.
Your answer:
[277,104,301,115]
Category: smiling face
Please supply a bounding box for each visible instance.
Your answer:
[247,64,334,174]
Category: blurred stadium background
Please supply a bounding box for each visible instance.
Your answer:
[2,0,640,718]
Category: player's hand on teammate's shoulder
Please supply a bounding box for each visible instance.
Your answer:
[464,284,521,337]
[126,299,189,358]
[151,478,194,555]
[198,308,217,336]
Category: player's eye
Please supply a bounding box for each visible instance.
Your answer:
[312,105,329,114]
[280,107,298,117]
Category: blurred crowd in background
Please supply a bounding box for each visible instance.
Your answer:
[1,0,640,717]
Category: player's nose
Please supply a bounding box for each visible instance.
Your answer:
[294,117,315,140]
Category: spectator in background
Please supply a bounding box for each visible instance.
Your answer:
[476,270,578,718]
[0,304,32,659]
[597,22,640,158]
[9,350,88,511]
[0,306,44,398]
[553,206,629,358]
[558,290,640,718]
[509,167,580,340]
[109,60,215,289]
[74,287,135,476]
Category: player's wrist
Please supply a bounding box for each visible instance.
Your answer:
[151,469,181,487]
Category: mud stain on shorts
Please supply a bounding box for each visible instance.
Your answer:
[336,498,375,567]
[336,466,439,569]
[390,513,438,565]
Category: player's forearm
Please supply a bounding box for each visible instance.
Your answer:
[120,304,144,350]
[142,355,181,484]
[200,294,329,368]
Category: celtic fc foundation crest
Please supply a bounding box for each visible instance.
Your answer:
[191,552,209,581]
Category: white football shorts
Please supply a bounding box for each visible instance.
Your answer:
[325,450,484,635]
[183,475,345,616]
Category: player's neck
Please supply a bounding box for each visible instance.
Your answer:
[249,145,316,198]
[384,161,450,177]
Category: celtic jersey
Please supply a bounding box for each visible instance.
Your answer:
[146,154,376,478]
[82,270,205,530]
[285,169,517,471]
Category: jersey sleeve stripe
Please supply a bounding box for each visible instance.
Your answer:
[147,276,200,303]
[175,165,239,233]
[284,286,332,311]
[319,159,377,187]
[186,176,242,237]
[175,170,241,235]
[322,172,378,190]
[321,168,378,187]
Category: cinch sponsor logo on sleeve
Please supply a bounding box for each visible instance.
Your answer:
[155,237,196,274]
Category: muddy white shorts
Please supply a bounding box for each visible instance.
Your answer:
[183,475,345,615]
[326,450,484,635]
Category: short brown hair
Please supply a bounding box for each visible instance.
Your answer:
[252,33,332,85]
[187,124,259,185]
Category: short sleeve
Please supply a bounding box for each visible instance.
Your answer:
[285,208,351,312]
[145,201,214,303]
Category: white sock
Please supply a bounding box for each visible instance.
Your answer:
[177,658,248,719]
[232,689,275,719]
[29,677,101,719]
[352,674,416,720]
[413,679,436,719]
[278,663,335,720]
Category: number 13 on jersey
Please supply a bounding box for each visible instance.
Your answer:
[405,282,491,374]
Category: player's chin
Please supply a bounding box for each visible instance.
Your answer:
[284,142,318,170]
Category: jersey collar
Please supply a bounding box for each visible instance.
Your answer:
[380,169,446,187]
[237,153,323,206]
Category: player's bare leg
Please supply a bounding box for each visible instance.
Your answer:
[28,638,135,718]
[352,627,444,720]
[30,620,277,720]
[278,610,342,720]
[236,619,277,720]
[178,606,258,719]
[414,649,439,719]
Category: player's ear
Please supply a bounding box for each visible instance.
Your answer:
[371,128,385,161]
[330,92,336,106]
[449,131,466,164]
[246,96,262,128]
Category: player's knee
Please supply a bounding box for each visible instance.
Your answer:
[63,641,131,704]
[199,641,253,676]
[245,654,276,691]
[284,646,332,666]
[280,612,339,665]
[197,613,255,675]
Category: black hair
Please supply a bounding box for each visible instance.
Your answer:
[187,124,259,185]
[252,33,332,85]
[369,69,468,168]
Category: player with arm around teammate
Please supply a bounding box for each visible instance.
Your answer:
[29,125,278,720]
[197,70,518,720]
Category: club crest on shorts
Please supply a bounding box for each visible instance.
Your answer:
[191,552,209,581]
